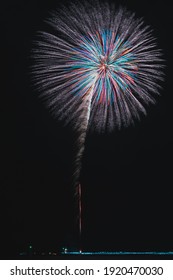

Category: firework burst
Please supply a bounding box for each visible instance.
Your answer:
[31,1,164,241]
[31,1,163,132]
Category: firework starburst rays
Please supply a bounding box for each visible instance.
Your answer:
[31,2,163,131]
[65,29,146,132]
[71,30,140,107]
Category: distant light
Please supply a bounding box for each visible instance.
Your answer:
[19,252,27,256]
[29,245,32,249]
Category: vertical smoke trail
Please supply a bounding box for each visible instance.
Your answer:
[73,85,95,244]
[73,84,95,187]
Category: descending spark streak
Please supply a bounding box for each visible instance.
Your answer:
[73,81,96,244]
[78,183,82,237]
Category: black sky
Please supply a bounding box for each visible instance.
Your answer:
[1,0,172,259]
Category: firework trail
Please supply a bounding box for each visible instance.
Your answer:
[31,1,164,241]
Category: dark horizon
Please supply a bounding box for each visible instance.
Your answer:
[1,0,172,259]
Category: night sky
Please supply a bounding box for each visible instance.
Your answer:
[1,0,172,259]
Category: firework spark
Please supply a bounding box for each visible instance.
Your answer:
[31,1,164,242]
